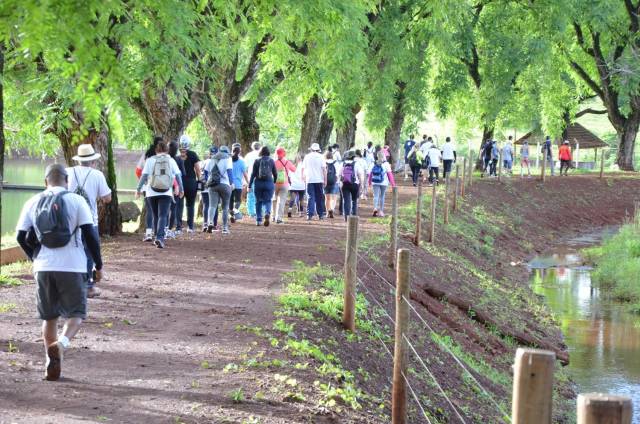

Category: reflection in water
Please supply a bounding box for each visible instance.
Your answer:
[531,257,640,422]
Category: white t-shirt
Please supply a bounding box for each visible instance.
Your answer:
[442,143,456,160]
[141,153,182,197]
[244,150,260,176]
[289,166,306,191]
[428,148,442,167]
[420,142,432,156]
[16,186,93,273]
[302,152,326,184]
[67,165,111,226]
[205,155,233,186]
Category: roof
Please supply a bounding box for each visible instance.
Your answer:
[514,123,608,149]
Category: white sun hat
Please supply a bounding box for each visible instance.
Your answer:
[309,143,321,152]
[72,144,102,162]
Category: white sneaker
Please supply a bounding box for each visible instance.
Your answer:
[165,229,175,239]
[174,229,183,236]
[222,228,230,235]
[187,228,195,234]
[143,230,153,242]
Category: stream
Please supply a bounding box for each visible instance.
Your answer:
[529,228,640,422]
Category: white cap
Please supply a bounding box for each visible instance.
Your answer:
[309,143,321,152]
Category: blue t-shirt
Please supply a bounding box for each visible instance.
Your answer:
[404,139,416,159]
[232,157,247,188]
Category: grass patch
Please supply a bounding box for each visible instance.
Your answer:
[0,261,31,287]
[586,221,640,313]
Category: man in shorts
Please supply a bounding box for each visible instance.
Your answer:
[16,164,104,381]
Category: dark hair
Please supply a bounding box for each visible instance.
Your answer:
[333,143,339,149]
[169,141,179,157]
[259,146,270,157]
[355,149,362,157]
[374,145,381,153]
[446,137,451,142]
[367,141,373,147]
[156,142,169,154]
[232,146,241,161]
[508,135,513,140]
[325,151,334,160]
[410,134,414,139]
[427,137,433,141]
[145,135,164,158]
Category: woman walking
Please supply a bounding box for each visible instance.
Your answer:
[179,135,201,233]
[274,147,296,223]
[288,155,306,218]
[136,142,184,249]
[169,141,186,236]
[230,144,249,222]
[136,135,162,242]
[368,151,396,217]
[249,146,278,226]
[205,145,233,234]
[324,151,341,219]
[341,150,366,220]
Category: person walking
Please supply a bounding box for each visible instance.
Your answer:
[341,150,366,220]
[199,146,218,231]
[481,139,493,177]
[16,164,104,381]
[136,142,184,248]
[428,143,442,184]
[302,143,327,221]
[441,137,456,179]
[543,135,555,176]
[178,135,201,233]
[362,143,375,200]
[403,134,417,180]
[489,140,499,177]
[407,144,424,186]
[502,138,514,175]
[369,151,396,217]
[230,144,249,222]
[205,145,234,234]
[324,151,341,219]
[520,140,531,177]
[288,155,306,218]
[274,147,296,223]
[168,141,186,237]
[244,142,261,218]
[249,146,278,226]
[136,136,162,242]
[67,144,111,298]
[420,136,433,183]
[559,140,572,176]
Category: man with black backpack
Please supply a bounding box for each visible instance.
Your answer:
[16,164,104,381]
[67,144,111,298]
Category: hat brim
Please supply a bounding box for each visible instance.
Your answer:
[73,153,102,162]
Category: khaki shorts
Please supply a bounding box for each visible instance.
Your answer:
[36,271,87,320]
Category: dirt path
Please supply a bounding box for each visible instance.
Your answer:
[2,174,640,423]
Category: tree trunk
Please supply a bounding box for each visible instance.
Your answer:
[0,44,4,225]
[615,114,639,171]
[201,101,236,147]
[475,125,494,170]
[384,89,405,170]
[55,111,121,235]
[298,95,324,154]
[235,100,260,152]
[317,112,334,151]
[335,105,360,151]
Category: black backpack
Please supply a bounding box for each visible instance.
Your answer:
[73,168,92,206]
[326,162,337,186]
[34,191,76,248]
[206,158,222,188]
[258,157,272,180]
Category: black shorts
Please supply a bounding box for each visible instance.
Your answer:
[36,271,88,320]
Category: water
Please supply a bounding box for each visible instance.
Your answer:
[530,234,640,422]
[1,158,138,237]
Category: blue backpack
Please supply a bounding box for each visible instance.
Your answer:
[371,164,385,184]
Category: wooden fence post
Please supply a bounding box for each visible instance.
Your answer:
[389,187,398,269]
[540,152,546,183]
[461,157,467,197]
[414,179,423,246]
[343,216,358,332]
[577,393,632,424]
[599,149,605,179]
[392,249,410,424]
[453,163,460,212]
[512,348,555,424]
[498,151,503,181]
[428,182,437,243]
[444,174,451,224]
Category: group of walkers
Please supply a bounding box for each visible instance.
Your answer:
[480,135,574,178]
[133,137,399,248]
[402,134,457,186]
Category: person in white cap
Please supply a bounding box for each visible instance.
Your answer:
[302,143,327,220]
[67,144,111,298]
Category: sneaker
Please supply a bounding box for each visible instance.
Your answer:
[165,229,175,239]
[45,341,64,381]
[230,215,236,224]
[206,225,214,233]
[328,210,334,219]
[187,228,195,234]
[275,219,283,224]
[143,230,153,242]
[154,239,165,249]
[174,229,182,237]
[264,214,270,227]
[379,212,385,217]
[222,228,230,235]
[287,211,292,218]
[87,287,101,298]
[373,210,378,217]
[212,225,220,232]
[202,224,209,233]
[256,221,262,226]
